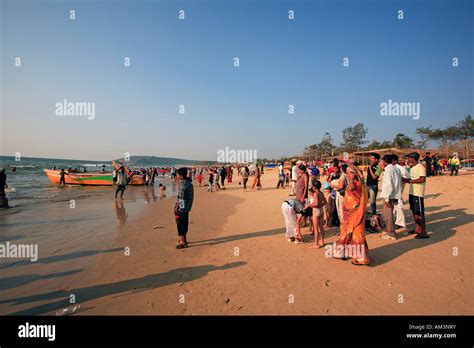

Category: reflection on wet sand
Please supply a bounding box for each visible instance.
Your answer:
[114,200,127,225]
[144,186,157,204]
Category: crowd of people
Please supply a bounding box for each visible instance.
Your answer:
[1,150,463,254]
[205,166,233,192]
[421,152,461,177]
[109,154,433,255]
[280,151,438,266]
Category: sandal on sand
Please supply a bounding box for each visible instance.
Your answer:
[351,259,370,266]
[176,243,188,249]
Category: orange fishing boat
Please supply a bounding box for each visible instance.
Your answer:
[43,161,144,186]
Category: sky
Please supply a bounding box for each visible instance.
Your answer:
[0,0,472,161]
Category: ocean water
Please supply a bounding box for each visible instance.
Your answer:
[0,156,178,207]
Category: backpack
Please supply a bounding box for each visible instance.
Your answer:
[366,213,385,232]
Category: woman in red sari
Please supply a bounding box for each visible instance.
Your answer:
[333,164,370,265]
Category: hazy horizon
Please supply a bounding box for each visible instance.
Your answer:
[0,154,215,163]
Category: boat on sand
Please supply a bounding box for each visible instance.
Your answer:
[43,161,144,186]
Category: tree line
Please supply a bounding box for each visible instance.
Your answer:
[259,115,473,163]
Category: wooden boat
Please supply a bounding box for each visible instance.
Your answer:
[44,161,144,186]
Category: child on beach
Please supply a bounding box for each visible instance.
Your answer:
[197,172,203,187]
[305,179,327,248]
[159,183,166,199]
[214,170,221,191]
[208,169,214,192]
[323,183,333,228]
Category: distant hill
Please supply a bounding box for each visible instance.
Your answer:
[114,155,213,167]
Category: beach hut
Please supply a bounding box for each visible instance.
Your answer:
[351,148,431,165]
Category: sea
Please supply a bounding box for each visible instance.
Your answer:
[0,156,178,207]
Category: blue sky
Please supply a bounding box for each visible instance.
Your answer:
[1,0,472,161]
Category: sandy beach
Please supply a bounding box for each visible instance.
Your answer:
[0,168,472,315]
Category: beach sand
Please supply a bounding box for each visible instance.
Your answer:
[0,169,472,315]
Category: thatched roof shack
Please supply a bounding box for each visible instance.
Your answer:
[351,148,433,164]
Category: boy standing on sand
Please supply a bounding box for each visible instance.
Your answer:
[197,171,203,187]
[323,183,333,228]
[305,179,327,248]
[175,167,194,249]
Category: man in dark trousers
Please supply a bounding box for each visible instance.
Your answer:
[366,153,382,215]
[403,152,429,239]
[423,152,432,177]
[175,167,194,249]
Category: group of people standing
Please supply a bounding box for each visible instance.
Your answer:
[282,160,371,265]
[281,151,432,266]
[206,166,233,192]
[204,164,265,192]
[128,167,165,186]
[423,152,461,177]
[236,164,262,190]
[366,152,428,240]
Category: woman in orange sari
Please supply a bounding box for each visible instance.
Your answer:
[333,164,370,265]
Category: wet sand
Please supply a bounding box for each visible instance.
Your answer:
[0,169,472,315]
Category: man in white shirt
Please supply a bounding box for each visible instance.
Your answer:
[379,154,402,240]
[290,161,299,195]
[393,154,409,229]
